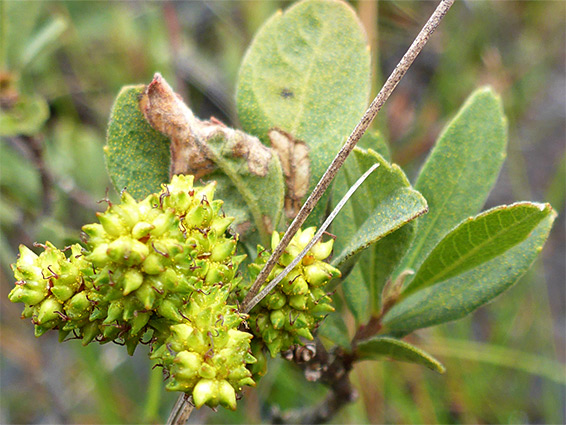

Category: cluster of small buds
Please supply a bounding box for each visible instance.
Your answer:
[78,175,245,355]
[242,228,341,357]
[8,175,255,410]
[150,285,255,410]
[9,174,343,410]
[9,242,97,341]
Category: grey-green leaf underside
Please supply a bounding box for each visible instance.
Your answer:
[105,85,171,200]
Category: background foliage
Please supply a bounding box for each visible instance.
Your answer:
[1,1,564,423]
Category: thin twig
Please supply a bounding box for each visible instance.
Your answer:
[242,0,455,309]
[166,394,194,425]
[273,341,356,424]
[244,163,379,313]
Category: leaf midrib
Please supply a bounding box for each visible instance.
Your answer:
[403,153,483,272]
[410,208,544,292]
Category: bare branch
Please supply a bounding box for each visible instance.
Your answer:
[166,394,194,425]
[243,0,455,308]
[272,341,357,424]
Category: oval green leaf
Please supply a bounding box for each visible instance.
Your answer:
[356,336,445,373]
[405,202,553,296]
[397,87,508,277]
[383,209,556,334]
[236,0,371,224]
[332,149,427,271]
[104,85,171,200]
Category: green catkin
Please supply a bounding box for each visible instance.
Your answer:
[150,285,255,410]
[8,175,256,409]
[241,227,341,357]
[9,175,341,409]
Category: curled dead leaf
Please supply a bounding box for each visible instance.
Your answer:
[227,130,271,177]
[262,215,274,234]
[269,129,311,219]
[141,73,273,180]
[139,74,284,242]
[140,73,216,179]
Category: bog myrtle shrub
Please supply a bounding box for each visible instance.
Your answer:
[7,0,556,421]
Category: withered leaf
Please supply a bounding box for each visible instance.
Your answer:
[140,73,215,179]
[139,73,285,244]
[199,123,272,178]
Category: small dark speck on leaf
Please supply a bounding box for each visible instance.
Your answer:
[280,88,294,99]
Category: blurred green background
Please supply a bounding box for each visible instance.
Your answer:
[1,1,564,423]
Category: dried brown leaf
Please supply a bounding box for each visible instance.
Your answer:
[140,73,274,181]
[199,122,273,177]
[140,73,215,178]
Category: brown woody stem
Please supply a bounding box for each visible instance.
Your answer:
[166,394,194,425]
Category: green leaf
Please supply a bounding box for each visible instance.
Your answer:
[356,336,445,373]
[236,0,370,224]
[398,88,508,276]
[359,130,390,162]
[317,312,351,350]
[0,95,49,136]
[332,149,427,270]
[341,262,370,324]
[330,148,427,315]
[405,202,553,296]
[211,173,253,234]
[104,85,171,200]
[383,208,556,334]
[203,132,285,245]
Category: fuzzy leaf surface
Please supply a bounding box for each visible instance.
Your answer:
[383,209,556,333]
[405,202,553,295]
[317,312,351,350]
[359,130,390,162]
[341,262,370,324]
[398,88,508,277]
[330,149,427,317]
[356,336,445,373]
[204,133,285,244]
[104,85,170,200]
[236,0,370,224]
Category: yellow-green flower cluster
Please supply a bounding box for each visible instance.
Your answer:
[243,228,341,357]
[150,285,255,410]
[8,175,254,410]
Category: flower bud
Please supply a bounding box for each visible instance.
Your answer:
[123,269,144,295]
[37,297,63,325]
[97,212,123,237]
